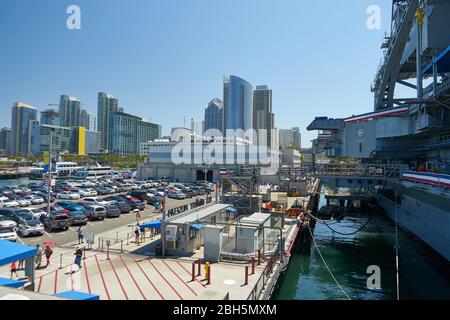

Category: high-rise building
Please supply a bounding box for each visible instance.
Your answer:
[204,98,223,133]
[279,127,301,150]
[10,102,37,155]
[223,75,253,136]
[97,92,119,152]
[81,109,97,132]
[59,95,81,127]
[108,111,160,156]
[253,85,274,148]
[30,123,72,155]
[40,109,60,126]
[0,127,11,155]
[69,127,101,155]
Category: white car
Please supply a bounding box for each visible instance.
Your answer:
[16,198,32,207]
[16,208,47,220]
[83,188,98,197]
[18,218,44,237]
[82,197,111,206]
[0,199,20,208]
[22,195,45,205]
[0,216,17,229]
[0,226,18,242]
[57,191,81,200]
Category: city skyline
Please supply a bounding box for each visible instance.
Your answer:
[0,0,396,147]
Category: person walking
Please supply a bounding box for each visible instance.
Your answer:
[74,247,83,271]
[134,224,140,245]
[10,261,18,278]
[44,245,53,266]
[35,244,43,269]
[140,225,146,243]
[134,209,141,222]
[18,259,25,270]
[77,226,84,244]
[154,201,160,213]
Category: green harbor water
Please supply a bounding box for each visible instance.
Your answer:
[272,187,450,300]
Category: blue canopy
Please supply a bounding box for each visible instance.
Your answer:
[56,290,100,300]
[191,224,204,231]
[423,46,450,75]
[0,277,27,288]
[0,240,37,267]
[139,220,161,230]
[226,207,237,213]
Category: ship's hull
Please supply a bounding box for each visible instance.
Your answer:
[378,182,450,262]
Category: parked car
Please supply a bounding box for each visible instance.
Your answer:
[0,208,23,224]
[122,198,145,211]
[82,197,112,206]
[15,208,47,220]
[43,213,71,231]
[113,201,131,213]
[67,211,88,226]
[57,191,81,200]
[0,226,18,242]
[104,204,121,218]
[168,190,187,199]
[0,215,17,229]
[0,197,20,208]
[55,201,85,212]
[84,205,107,221]
[22,195,45,205]
[17,214,44,237]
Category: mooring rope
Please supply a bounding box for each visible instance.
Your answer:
[307,224,352,300]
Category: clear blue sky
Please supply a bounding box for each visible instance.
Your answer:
[0,0,396,147]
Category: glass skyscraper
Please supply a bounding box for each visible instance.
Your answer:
[59,95,81,127]
[223,75,253,136]
[40,109,60,126]
[97,92,119,152]
[253,85,274,148]
[109,111,161,156]
[10,102,37,155]
[203,98,223,133]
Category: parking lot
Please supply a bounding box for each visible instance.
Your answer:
[0,178,217,247]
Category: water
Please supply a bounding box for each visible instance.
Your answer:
[272,187,450,300]
[0,177,36,187]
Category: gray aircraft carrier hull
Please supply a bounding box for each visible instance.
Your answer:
[378,182,450,262]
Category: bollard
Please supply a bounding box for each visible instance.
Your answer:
[207,265,211,285]
[126,233,130,245]
[257,249,261,266]
[197,259,201,277]
[116,232,119,243]
[121,241,123,253]
[191,262,196,281]
[251,257,255,275]
[244,266,249,286]
[205,262,210,280]
[59,254,63,269]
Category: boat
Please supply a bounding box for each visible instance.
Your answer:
[75,163,112,180]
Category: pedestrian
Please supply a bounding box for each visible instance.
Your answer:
[35,244,43,269]
[154,201,160,213]
[18,260,25,270]
[77,226,84,244]
[44,245,53,266]
[10,261,18,278]
[134,209,141,222]
[134,224,140,245]
[74,247,83,270]
[140,225,146,243]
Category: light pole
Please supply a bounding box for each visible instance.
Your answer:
[46,130,53,216]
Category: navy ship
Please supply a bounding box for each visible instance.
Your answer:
[306,0,450,261]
